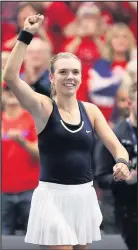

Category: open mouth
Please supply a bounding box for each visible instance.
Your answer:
[63,83,76,88]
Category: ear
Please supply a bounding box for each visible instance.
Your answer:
[49,73,54,83]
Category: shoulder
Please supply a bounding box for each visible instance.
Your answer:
[81,102,101,127]
[37,93,52,103]
[82,102,102,116]
[37,93,53,114]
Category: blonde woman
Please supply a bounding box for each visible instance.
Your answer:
[102,23,135,62]
[3,15,130,250]
[87,23,136,121]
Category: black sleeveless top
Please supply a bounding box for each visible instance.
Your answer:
[38,101,95,184]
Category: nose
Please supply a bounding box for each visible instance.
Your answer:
[66,72,74,79]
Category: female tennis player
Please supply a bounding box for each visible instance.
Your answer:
[3,14,130,250]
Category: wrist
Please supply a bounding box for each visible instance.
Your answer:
[116,158,130,168]
[23,28,35,35]
[18,30,34,45]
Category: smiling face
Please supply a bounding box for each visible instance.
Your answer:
[110,27,132,54]
[50,57,82,97]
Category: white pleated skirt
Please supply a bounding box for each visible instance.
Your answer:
[25,181,102,246]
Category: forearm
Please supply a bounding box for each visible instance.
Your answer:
[113,143,129,163]
[65,37,81,53]
[3,41,28,81]
[19,139,39,160]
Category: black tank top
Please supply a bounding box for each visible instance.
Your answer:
[38,100,95,184]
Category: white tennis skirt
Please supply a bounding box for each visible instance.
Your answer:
[25,181,102,246]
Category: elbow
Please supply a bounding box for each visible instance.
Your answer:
[3,68,18,84]
[3,68,9,82]
[3,69,13,83]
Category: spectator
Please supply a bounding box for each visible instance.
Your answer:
[2,87,40,235]
[87,23,136,121]
[21,38,52,97]
[120,1,137,39]
[62,3,103,101]
[98,2,131,25]
[62,3,102,69]
[95,82,137,250]
[2,2,19,22]
[45,1,82,53]
[96,2,114,37]
[98,1,137,39]
[2,2,52,51]
[93,80,131,233]
[110,80,130,128]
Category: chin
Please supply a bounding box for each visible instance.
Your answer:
[61,90,76,97]
[65,91,76,97]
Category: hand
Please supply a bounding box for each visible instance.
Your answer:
[7,129,25,144]
[23,14,44,35]
[76,26,87,37]
[113,163,130,181]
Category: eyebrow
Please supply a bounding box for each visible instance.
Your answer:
[58,68,80,71]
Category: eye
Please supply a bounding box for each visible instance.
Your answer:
[114,34,119,39]
[73,70,80,74]
[59,70,66,74]
[122,34,128,39]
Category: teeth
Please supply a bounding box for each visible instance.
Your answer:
[64,84,74,87]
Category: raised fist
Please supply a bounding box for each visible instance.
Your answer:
[23,14,44,35]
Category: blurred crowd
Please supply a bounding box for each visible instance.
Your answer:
[1,1,137,250]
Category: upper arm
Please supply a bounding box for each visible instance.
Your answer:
[92,105,122,154]
[5,77,52,118]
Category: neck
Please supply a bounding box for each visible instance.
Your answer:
[4,106,23,119]
[113,52,126,62]
[55,95,78,112]
[129,112,137,127]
